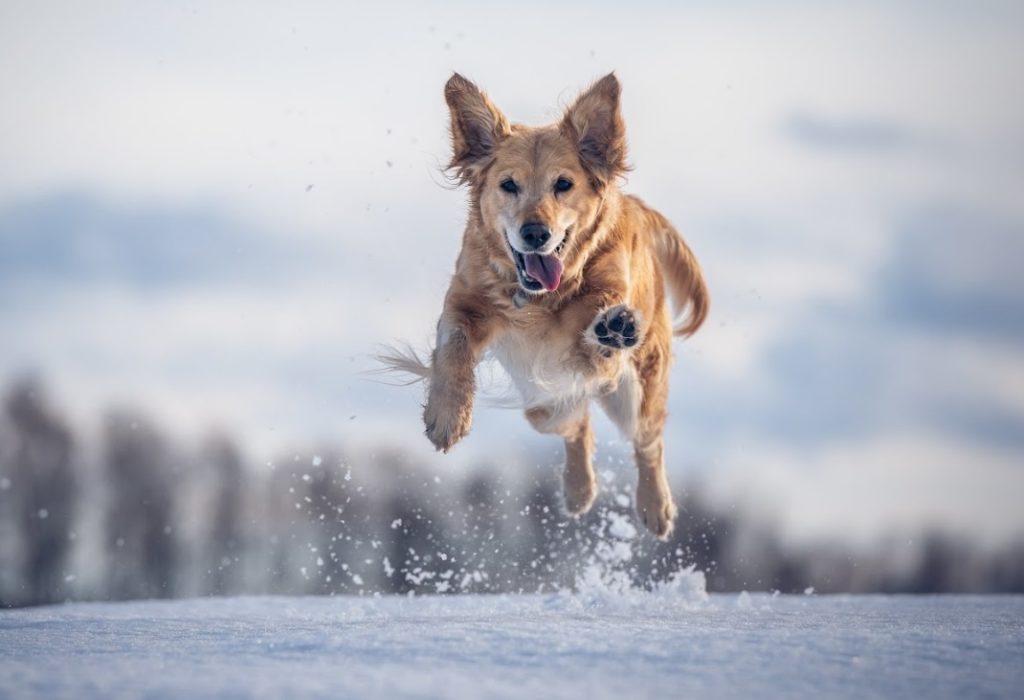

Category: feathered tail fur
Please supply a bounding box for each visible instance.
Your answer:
[372,342,432,384]
[651,219,709,337]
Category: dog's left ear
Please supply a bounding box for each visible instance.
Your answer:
[561,73,628,188]
[445,73,511,184]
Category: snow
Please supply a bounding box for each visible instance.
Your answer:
[2,593,1022,699]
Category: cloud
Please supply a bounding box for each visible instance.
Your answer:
[878,203,1024,342]
[666,197,1024,459]
[784,112,925,154]
[0,191,338,292]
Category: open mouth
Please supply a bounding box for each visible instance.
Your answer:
[509,238,566,293]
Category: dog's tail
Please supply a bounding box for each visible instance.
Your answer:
[652,216,709,338]
[371,343,433,385]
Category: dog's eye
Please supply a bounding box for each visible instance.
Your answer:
[500,179,519,195]
[554,177,573,194]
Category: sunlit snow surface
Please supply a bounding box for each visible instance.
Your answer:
[2,590,1022,699]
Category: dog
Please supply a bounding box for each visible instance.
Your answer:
[384,73,708,538]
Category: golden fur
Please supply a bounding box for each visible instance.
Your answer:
[383,73,708,539]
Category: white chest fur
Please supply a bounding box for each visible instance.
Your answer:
[489,329,638,438]
[490,331,588,409]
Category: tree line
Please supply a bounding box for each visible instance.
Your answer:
[1,376,1022,607]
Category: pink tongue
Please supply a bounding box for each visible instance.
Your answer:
[523,253,563,291]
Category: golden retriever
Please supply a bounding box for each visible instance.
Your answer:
[384,73,708,538]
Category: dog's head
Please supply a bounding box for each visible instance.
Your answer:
[444,73,628,296]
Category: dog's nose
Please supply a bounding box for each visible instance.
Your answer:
[520,223,551,250]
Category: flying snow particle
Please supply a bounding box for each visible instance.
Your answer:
[37,509,49,520]
[606,512,636,540]
[312,455,323,467]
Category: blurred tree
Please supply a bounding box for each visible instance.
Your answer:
[907,534,972,594]
[385,469,447,595]
[305,452,358,594]
[988,542,1024,593]
[3,378,76,606]
[520,475,563,592]
[103,410,178,600]
[262,462,306,593]
[672,488,737,591]
[202,434,244,596]
[458,472,501,593]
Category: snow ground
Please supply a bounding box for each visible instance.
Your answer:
[2,592,1022,699]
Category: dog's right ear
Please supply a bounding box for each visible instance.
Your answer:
[445,73,511,184]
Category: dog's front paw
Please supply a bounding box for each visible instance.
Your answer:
[593,304,641,349]
[636,474,677,540]
[423,390,473,453]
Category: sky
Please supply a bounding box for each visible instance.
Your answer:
[1,0,1022,549]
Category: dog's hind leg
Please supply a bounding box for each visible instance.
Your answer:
[525,403,597,516]
[631,342,678,540]
[634,431,676,540]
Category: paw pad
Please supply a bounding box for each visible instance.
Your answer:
[594,305,639,349]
